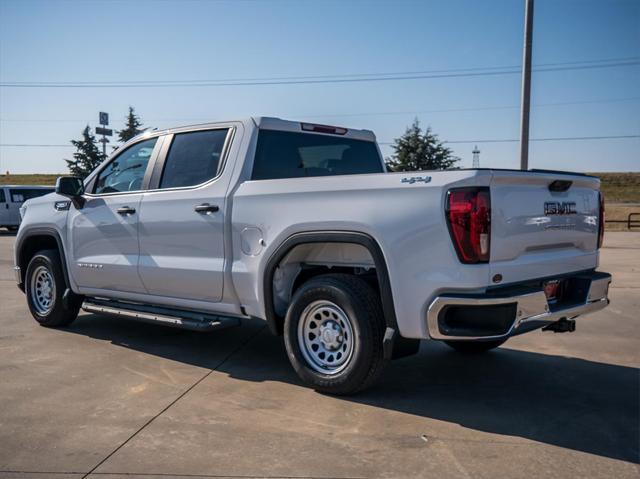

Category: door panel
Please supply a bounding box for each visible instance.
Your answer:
[69,136,161,293]
[137,190,225,301]
[7,189,22,225]
[0,188,9,225]
[137,128,231,302]
[69,194,146,293]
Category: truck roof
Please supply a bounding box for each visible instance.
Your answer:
[252,117,377,142]
[136,117,377,143]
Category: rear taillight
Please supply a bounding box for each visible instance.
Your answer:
[446,187,491,264]
[598,192,605,249]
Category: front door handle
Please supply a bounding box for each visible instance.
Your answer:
[116,206,136,215]
[194,203,219,214]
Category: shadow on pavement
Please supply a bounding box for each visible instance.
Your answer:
[66,313,639,464]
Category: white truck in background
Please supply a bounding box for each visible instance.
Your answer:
[14,117,611,394]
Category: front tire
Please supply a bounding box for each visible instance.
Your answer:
[444,338,507,353]
[25,249,79,327]
[284,274,387,395]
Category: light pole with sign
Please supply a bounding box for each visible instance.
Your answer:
[96,112,112,156]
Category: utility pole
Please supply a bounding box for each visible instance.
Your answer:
[519,0,534,170]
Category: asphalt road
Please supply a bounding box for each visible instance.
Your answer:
[0,230,638,479]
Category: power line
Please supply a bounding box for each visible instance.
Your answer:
[4,56,636,86]
[378,135,640,145]
[1,58,637,88]
[300,96,640,119]
[3,134,638,148]
[2,96,638,123]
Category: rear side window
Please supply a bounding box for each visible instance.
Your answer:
[0,189,5,203]
[9,188,54,203]
[252,130,384,180]
[159,129,229,189]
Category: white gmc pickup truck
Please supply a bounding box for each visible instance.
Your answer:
[14,117,611,394]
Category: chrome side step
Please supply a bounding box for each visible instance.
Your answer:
[81,299,241,332]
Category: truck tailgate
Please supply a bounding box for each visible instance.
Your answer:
[489,171,601,284]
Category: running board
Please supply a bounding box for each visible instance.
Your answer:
[81,299,241,332]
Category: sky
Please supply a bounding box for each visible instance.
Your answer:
[0,0,638,174]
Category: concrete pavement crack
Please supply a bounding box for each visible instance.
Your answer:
[80,322,267,479]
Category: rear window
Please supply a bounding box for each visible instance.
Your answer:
[10,188,54,203]
[252,130,383,180]
[160,129,229,189]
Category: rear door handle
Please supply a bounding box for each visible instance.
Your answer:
[116,206,136,215]
[194,203,219,214]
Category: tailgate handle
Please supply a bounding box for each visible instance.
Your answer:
[548,180,572,192]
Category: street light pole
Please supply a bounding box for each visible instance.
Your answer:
[519,0,534,170]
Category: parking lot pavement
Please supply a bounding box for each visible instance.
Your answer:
[0,231,638,479]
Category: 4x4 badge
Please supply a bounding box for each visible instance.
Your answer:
[401,176,432,185]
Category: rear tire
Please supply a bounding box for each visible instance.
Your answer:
[444,338,507,353]
[284,274,387,395]
[25,249,79,327]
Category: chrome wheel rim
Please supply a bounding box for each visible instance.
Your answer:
[297,300,355,375]
[30,265,56,315]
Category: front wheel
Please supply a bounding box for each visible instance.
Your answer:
[444,338,507,353]
[284,274,387,395]
[25,249,79,327]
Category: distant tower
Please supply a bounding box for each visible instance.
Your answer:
[472,145,480,168]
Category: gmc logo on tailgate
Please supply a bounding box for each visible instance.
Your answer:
[544,201,577,216]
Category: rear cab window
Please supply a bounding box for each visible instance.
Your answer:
[159,129,229,189]
[252,130,384,180]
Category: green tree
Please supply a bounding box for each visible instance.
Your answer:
[64,126,106,178]
[386,119,459,171]
[117,106,144,143]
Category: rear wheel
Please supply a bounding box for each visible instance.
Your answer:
[444,338,507,353]
[25,249,79,327]
[284,274,387,395]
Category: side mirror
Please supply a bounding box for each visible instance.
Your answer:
[55,176,85,208]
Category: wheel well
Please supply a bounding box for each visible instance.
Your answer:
[17,234,67,287]
[291,265,379,298]
[264,234,397,337]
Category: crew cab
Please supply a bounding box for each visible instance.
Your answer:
[14,117,611,394]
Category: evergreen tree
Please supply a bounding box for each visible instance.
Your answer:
[117,106,144,143]
[386,119,459,171]
[64,126,106,178]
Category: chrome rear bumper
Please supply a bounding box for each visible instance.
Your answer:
[427,272,611,341]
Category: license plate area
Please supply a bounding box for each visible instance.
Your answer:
[542,275,591,311]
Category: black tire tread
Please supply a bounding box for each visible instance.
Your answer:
[25,249,79,328]
[284,273,387,395]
